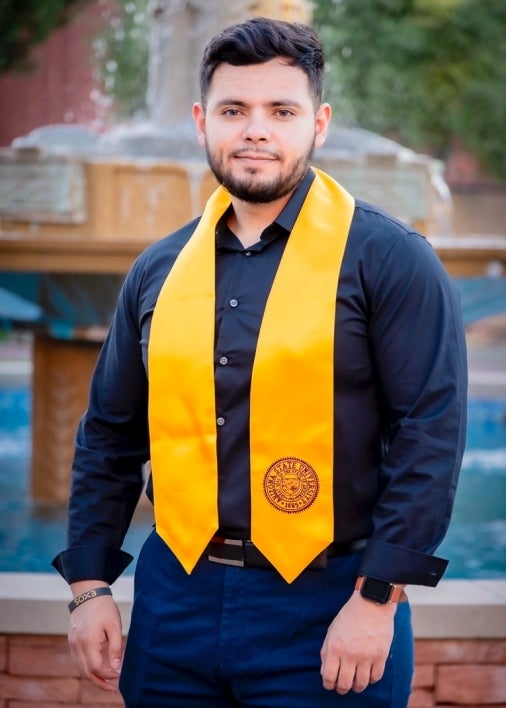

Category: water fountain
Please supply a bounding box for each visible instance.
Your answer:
[1,10,505,696]
[0,0,504,504]
[0,0,312,503]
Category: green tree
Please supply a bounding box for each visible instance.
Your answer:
[0,0,90,72]
[312,0,506,180]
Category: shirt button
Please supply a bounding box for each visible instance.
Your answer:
[217,417,225,427]
[244,251,252,257]
[229,298,238,308]
[219,356,228,365]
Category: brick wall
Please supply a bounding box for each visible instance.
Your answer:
[0,3,113,149]
[410,639,506,707]
[0,635,122,707]
[0,635,504,706]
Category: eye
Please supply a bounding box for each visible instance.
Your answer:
[275,109,295,118]
[222,108,242,117]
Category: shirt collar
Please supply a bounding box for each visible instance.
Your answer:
[216,168,316,251]
[274,168,315,233]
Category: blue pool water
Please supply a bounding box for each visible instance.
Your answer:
[0,387,505,578]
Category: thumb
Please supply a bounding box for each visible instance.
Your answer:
[107,632,124,672]
[109,645,123,672]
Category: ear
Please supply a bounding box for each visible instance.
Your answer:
[193,102,206,147]
[314,103,332,149]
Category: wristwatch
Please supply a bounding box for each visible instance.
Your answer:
[355,576,404,604]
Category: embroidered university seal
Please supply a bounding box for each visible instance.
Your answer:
[263,457,319,513]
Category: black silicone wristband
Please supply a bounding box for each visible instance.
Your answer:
[68,586,112,613]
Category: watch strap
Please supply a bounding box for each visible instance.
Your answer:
[355,575,404,603]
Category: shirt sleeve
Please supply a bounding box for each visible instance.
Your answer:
[51,263,150,584]
[357,228,468,586]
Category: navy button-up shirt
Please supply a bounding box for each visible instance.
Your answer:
[53,169,467,586]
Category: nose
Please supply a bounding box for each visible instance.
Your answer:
[242,112,270,143]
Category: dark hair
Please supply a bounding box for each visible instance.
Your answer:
[199,17,325,107]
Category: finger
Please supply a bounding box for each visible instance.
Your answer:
[370,659,387,685]
[80,648,121,692]
[321,656,340,691]
[106,632,124,674]
[334,660,356,695]
[352,663,373,693]
[88,671,120,692]
[320,639,341,691]
[70,633,120,687]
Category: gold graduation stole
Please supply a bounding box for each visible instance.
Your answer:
[148,168,355,583]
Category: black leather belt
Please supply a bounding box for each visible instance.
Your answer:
[204,537,367,570]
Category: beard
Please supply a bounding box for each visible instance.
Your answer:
[205,142,315,203]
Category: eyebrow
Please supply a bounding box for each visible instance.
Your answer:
[214,99,303,109]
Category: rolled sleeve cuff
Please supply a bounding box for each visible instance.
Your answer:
[51,546,134,585]
[357,539,448,586]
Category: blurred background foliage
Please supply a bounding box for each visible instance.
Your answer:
[93,0,150,119]
[0,0,89,72]
[312,0,506,180]
[1,0,504,180]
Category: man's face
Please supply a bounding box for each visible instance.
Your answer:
[193,58,331,204]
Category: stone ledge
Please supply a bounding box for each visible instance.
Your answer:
[408,580,506,638]
[1,574,505,638]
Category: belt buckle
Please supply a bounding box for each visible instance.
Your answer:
[207,538,245,567]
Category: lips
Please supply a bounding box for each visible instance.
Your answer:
[233,150,277,161]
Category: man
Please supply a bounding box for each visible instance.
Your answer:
[52,17,467,707]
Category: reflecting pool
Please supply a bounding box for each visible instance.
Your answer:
[1,383,505,578]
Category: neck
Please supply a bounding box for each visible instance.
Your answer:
[227,193,292,248]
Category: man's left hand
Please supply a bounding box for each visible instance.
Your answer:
[320,591,397,694]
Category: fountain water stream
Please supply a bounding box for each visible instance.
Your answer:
[99,0,310,160]
[147,0,255,127]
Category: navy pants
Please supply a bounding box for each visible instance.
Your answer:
[120,531,414,707]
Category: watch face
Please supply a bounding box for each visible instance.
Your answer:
[361,577,392,604]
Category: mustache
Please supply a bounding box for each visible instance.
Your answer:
[232,148,279,159]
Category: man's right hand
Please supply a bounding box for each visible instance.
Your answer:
[68,581,123,692]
